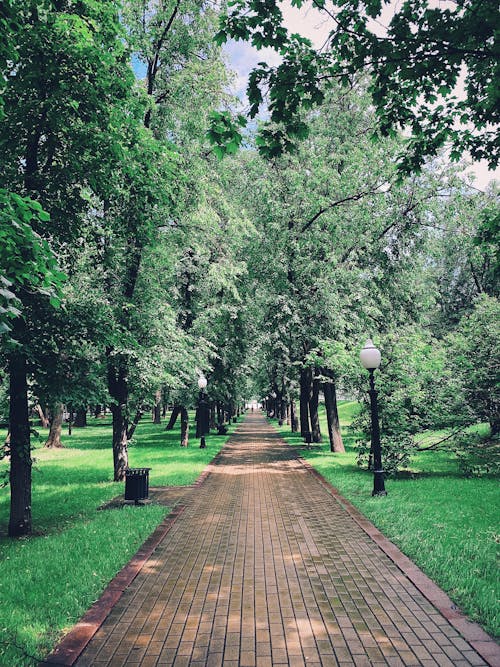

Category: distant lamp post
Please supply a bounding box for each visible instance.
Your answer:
[360,339,387,496]
[197,375,209,449]
[270,391,277,418]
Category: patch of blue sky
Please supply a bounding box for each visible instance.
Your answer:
[132,54,147,79]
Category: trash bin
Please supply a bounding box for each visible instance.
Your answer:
[124,468,151,504]
[304,431,312,444]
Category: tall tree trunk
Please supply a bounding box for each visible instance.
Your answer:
[309,376,322,443]
[299,366,312,436]
[180,406,189,447]
[74,407,87,427]
[165,405,180,430]
[45,404,64,448]
[290,399,298,432]
[323,380,345,452]
[153,389,162,424]
[107,355,129,481]
[35,404,49,428]
[209,402,216,429]
[110,403,128,481]
[8,348,32,537]
[280,397,287,423]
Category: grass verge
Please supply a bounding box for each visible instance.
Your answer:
[271,402,500,639]
[0,413,237,666]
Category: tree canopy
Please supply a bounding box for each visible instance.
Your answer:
[0,0,498,538]
[211,0,499,173]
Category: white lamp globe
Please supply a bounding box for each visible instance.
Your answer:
[360,339,381,370]
[198,375,208,390]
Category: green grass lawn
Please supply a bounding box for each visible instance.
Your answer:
[0,414,237,666]
[272,402,500,640]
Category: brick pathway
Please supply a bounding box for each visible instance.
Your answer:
[44,413,499,667]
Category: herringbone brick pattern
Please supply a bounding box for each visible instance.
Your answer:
[67,413,495,666]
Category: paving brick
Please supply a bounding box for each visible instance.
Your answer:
[61,413,498,667]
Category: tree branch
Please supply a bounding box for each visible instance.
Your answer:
[300,183,387,234]
[127,405,145,440]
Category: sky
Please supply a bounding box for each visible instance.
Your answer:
[222,1,499,191]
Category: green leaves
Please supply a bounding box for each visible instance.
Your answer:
[0,189,65,337]
[207,111,246,158]
[216,0,500,174]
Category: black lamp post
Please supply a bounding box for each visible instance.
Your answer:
[197,375,209,449]
[360,339,387,496]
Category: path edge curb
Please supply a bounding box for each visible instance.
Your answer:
[38,503,186,667]
[38,422,243,667]
[295,450,500,667]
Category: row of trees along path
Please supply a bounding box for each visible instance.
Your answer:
[2,0,498,540]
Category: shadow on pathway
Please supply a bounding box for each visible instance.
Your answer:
[42,413,499,667]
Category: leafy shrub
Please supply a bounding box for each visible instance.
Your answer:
[454,431,500,477]
[356,432,415,476]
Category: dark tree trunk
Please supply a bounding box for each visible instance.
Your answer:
[309,377,322,443]
[299,366,312,437]
[280,398,287,423]
[209,402,216,430]
[127,407,144,441]
[490,415,499,437]
[165,405,180,430]
[323,381,345,452]
[216,401,223,425]
[290,399,299,432]
[74,407,87,427]
[67,405,73,436]
[153,389,161,424]
[45,404,64,448]
[107,355,129,481]
[180,406,189,447]
[94,405,101,418]
[8,349,32,537]
[110,403,128,481]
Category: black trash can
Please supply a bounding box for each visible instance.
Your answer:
[304,431,312,444]
[124,468,151,504]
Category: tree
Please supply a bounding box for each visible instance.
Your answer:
[448,294,500,436]
[211,0,499,174]
[102,0,236,463]
[232,81,446,434]
[424,188,499,333]
[0,0,135,535]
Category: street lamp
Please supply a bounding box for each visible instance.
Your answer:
[270,391,277,418]
[197,375,209,449]
[360,339,387,496]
